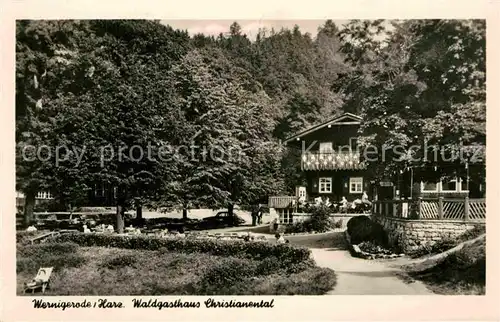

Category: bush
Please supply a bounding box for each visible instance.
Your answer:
[16,231,39,244]
[52,233,311,264]
[100,254,138,270]
[410,238,485,294]
[307,204,334,232]
[17,242,86,274]
[198,257,259,294]
[18,242,79,257]
[285,205,334,234]
[411,225,486,258]
[347,216,388,246]
[333,219,343,229]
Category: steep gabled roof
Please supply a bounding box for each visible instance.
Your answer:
[283,112,362,144]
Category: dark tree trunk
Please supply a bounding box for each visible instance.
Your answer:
[228,203,235,226]
[116,204,125,233]
[23,190,36,228]
[135,206,143,226]
[182,207,188,220]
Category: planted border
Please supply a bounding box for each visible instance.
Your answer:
[52,233,311,264]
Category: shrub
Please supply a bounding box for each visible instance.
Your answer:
[256,256,282,275]
[16,231,39,244]
[17,242,87,274]
[411,225,486,258]
[410,238,485,294]
[285,221,311,234]
[100,254,138,270]
[307,204,334,232]
[197,257,259,294]
[52,233,311,264]
[347,216,388,246]
[18,242,79,257]
[333,219,343,229]
[285,205,334,234]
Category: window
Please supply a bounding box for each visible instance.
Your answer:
[422,181,438,192]
[349,177,363,193]
[460,177,469,192]
[319,177,332,193]
[442,177,469,192]
[441,179,458,192]
[349,138,358,152]
[319,142,333,153]
[297,187,306,201]
[95,184,105,197]
[279,209,294,224]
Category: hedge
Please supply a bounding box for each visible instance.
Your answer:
[52,233,311,264]
[347,216,388,246]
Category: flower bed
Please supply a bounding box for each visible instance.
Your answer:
[52,232,311,264]
[345,216,403,260]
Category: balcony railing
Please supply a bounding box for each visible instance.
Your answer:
[268,196,296,209]
[372,197,486,221]
[301,152,366,171]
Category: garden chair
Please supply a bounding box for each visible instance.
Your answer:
[23,267,53,294]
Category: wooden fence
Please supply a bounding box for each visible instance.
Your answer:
[373,197,486,222]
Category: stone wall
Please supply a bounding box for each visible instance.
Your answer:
[372,214,484,254]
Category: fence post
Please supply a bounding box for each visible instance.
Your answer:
[464,196,470,222]
[438,197,444,220]
[417,197,422,219]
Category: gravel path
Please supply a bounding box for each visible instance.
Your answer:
[310,248,434,295]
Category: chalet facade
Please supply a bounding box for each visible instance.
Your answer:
[284,113,372,202]
[268,112,486,224]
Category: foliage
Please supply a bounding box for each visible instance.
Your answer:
[285,204,335,234]
[16,19,486,229]
[411,225,485,258]
[307,204,334,232]
[52,233,311,264]
[17,246,336,295]
[408,237,485,295]
[347,215,388,246]
[100,254,138,270]
[17,242,86,273]
[338,20,485,181]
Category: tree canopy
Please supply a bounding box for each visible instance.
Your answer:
[16,19,486,230]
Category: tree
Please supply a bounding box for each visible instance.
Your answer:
[337,19,485,183]
[16,20,192,231]
[16,20,100,226]
[160,49,285,219]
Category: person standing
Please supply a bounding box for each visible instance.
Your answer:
[251,206,258,226]
[257,206,263,225]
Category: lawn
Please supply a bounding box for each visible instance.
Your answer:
[17,242,336,295]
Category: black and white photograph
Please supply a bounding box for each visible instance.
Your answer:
[7,11,493,308]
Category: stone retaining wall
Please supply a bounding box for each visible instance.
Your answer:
[371,215,485,254]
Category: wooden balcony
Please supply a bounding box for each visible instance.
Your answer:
[268,196,296,209]
[301,152,366,171]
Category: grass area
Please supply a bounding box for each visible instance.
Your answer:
[402,236,485,295]
[17,242,336,295]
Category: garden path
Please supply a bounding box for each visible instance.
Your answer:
[310,248,434,295]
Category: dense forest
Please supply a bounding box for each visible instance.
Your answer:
[16,20,485,231]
